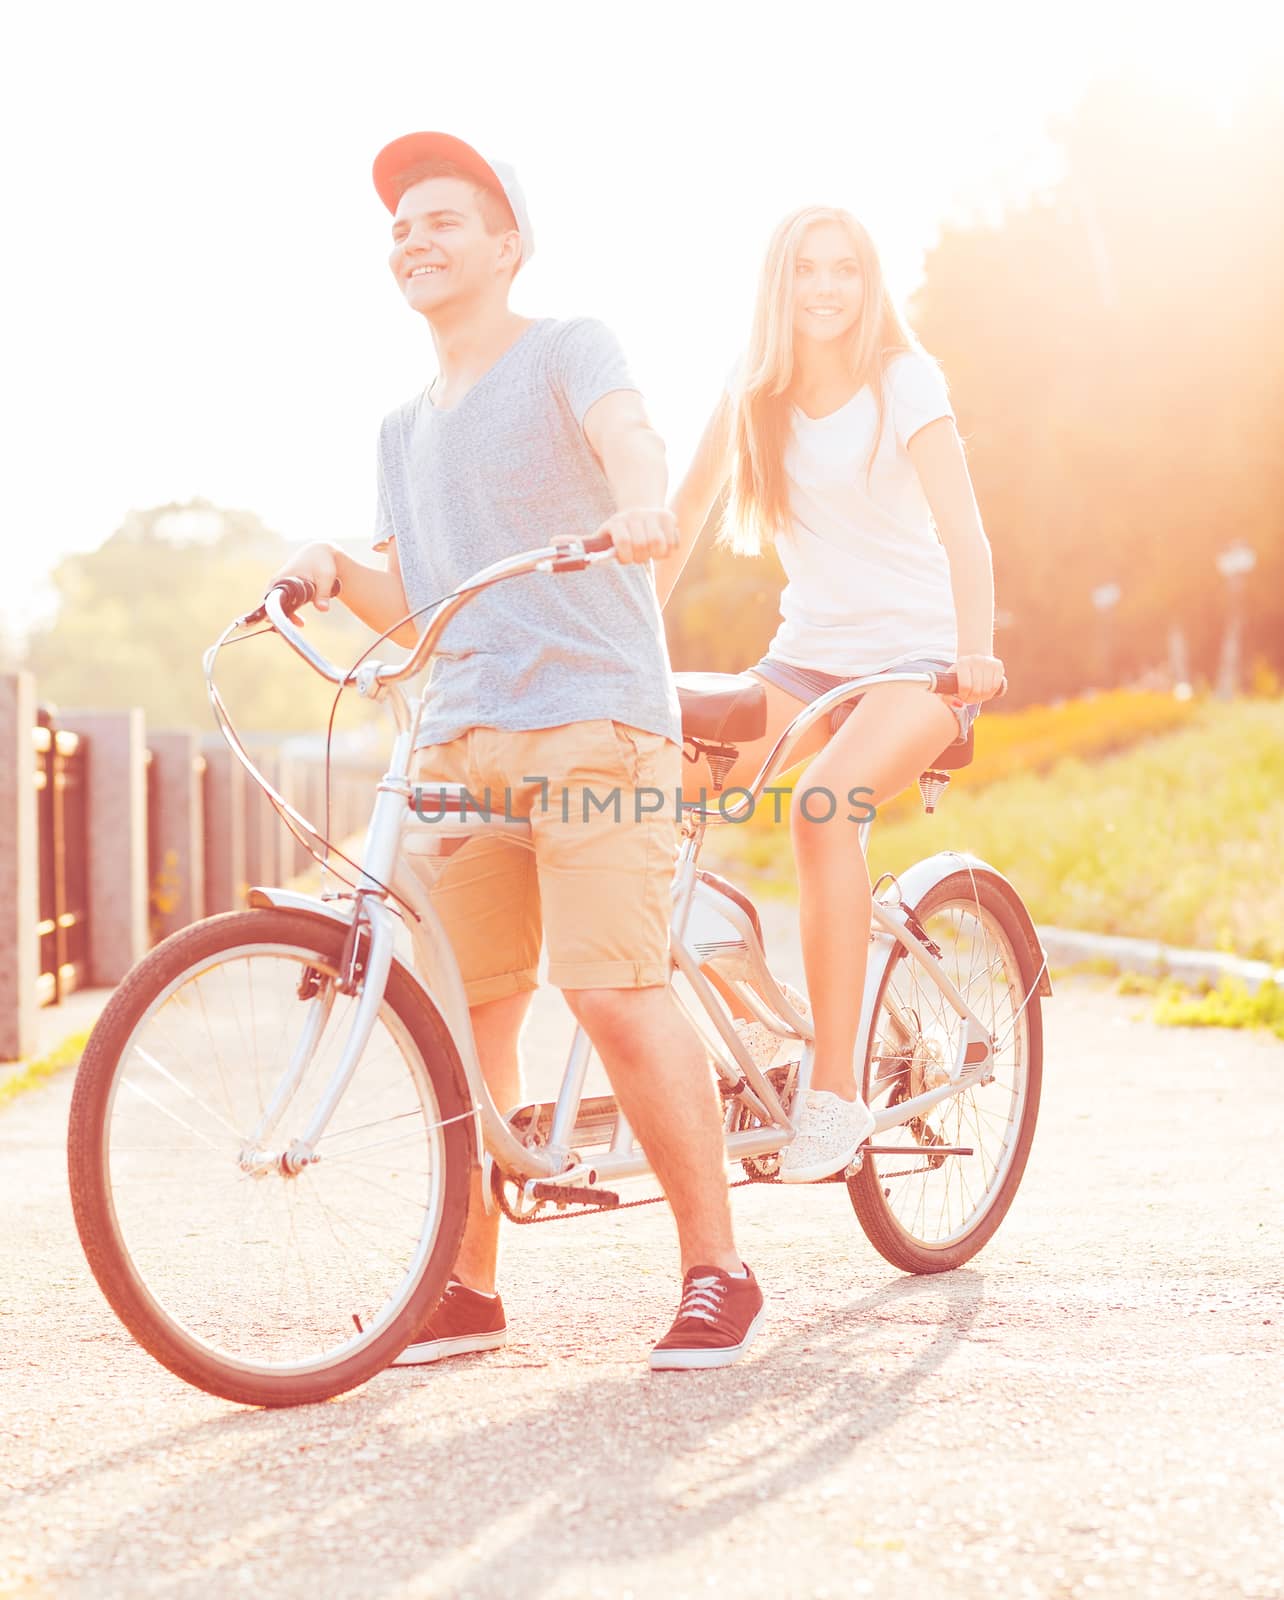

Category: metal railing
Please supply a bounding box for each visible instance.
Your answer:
[2,670,381,1059]
[32,709,89,1008]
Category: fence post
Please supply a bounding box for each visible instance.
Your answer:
[0,673,38,1060]
[302,762,328,877]
[61,708,149,987]
[148,731,206,940]
[201,739,247,914]
[275,755,313,880]
[243,744,281,891]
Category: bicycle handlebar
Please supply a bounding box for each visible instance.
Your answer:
[930,669,1008,700]
[241,574,342,629]
[272,574,338,618]
[251,535,620,688]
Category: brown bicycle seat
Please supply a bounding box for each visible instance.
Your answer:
[674,672,768,745]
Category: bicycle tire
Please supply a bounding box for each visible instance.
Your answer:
[67,908,474,1407]
[848,871,1044,1273]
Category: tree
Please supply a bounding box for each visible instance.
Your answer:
[664,495,787,675]
[911,76,1284,704]
[24,500,383,736]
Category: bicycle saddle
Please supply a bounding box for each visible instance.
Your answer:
[674,672,768,744]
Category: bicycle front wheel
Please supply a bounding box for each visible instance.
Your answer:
[67,909,474,1406]
[848,871,1043,1273]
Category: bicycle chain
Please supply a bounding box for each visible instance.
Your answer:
[503,1174,760,1223]
[504,1160,935,1223]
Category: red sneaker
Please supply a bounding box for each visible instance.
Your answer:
[390,1279,507,1366]
[649,1264,764,1371]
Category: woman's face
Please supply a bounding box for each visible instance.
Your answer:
[791,221,865,343]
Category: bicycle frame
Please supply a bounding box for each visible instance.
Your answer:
[222,540,1048,1196]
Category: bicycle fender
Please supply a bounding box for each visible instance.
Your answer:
[244,885,474,1021]
[889,852,1053,998]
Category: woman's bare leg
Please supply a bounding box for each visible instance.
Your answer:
[790,684,960,1099]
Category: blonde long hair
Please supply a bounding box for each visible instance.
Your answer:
[722,206,920,556]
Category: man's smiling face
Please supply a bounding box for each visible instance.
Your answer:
[388,175,517,317]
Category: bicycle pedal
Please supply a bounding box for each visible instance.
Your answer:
[528,1183,620,1209]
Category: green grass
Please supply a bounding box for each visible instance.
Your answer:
[0,1029,91,1111]
[707,695,1284,966]
[1113,970,1284,1040]
[1150,975,1284,1039]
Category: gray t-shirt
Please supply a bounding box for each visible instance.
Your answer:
[372,317,682,751]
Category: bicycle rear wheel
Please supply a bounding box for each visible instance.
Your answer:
[848,871,1043,1273]
[67,909,473,1406]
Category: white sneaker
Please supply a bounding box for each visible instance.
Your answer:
[732,1016,781,1072]
[779,1089,877,1183]
[732,982,811,1072]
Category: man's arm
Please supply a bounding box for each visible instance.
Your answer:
[581,389,679,565]
[337,542,418,648]
[268,541,418,648]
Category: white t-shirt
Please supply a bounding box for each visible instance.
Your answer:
[761,349,959,675]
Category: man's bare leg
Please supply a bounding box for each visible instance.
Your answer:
[563,985,741,1275]
[449,987,742,1284]
[449,989,531,1294]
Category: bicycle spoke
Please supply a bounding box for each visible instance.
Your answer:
[191,977,242,1129]
[145,996,241,1136]
[129,1046,244,1139]
[118,1075,232,1152]
[320,1125,452,1162]
[320,1163,434,1213]
[319,1106,429,1144]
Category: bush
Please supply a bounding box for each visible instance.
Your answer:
[1152,976,1284,1040]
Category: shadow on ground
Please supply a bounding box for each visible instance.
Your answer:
[11,1269,982,1595]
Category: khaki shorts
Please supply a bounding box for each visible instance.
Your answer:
[410,720,681,1007]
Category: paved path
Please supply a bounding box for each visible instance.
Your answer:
[1,905,1281,1599]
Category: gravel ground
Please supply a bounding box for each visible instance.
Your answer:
[2,902,1281,1600]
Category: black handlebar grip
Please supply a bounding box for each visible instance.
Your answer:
[932,670,1009,700]
[267,574,342,617]
[275,576,316,617]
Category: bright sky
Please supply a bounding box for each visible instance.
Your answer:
[3,0,1278,642]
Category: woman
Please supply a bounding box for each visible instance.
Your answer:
[657,204,1005,1183]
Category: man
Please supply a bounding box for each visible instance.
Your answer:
[272,130,762,1370]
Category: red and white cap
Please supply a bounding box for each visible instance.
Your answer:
[372,131,535,268]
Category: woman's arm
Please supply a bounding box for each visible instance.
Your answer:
[655,392,735,610]
[906,417,1005,702]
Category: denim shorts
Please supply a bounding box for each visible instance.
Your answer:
[751,655,981,745]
